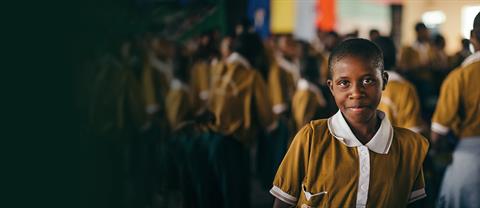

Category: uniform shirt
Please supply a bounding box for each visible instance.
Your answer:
[292,79,327,130]
[431,51,480,138]
[378,71,423,133]
[271,110,429,208]
[208,52,277,145]
[142,60,170,115]
[190,60,211,112]
[165,79,192,130]
[268,55,300,115]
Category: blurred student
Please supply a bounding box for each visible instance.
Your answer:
[374,36,424,133]
[431,12,480,208]
[271,39,428,208]
[292,42,336,130]
[268,34,300,117]
[208,33,278,208]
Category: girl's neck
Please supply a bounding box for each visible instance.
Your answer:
[347,113,381,145]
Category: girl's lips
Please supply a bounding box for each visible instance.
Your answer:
[348,106,370,112]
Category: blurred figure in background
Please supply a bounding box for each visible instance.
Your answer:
[431,11,480,208]
[268,34,299,117]
[450,38,472,69]
[291,41,336,130]
[208,32,278,208]
[374,36,425,134]
[369,29,380,41]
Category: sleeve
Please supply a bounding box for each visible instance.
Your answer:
[270,124,312,205]
[253,71,278,132]
[431,70,462,135]
[292,91,315,130]
[142,66,159,115]
[165,90,190,130]
[408,168,427,203]
[399,83,424,133]
[268,65,288,114]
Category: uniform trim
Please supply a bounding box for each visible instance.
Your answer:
[328,110,394,154]
[226,52,251,69]
[461,51,480,67]
[276,54,300,82]
[270,186,297,205]
[386,71,405,82]
[146,104,159,114]
[273,103,288,114]
[408,126,423,133]
[199,90,209,100]
[267,121,279,133]
[408,188,426,203]
[431,122,449,135]
[356,146,371,207]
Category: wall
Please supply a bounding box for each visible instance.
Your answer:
[401,0,480,54]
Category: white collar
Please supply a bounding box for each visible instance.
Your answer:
[461,51,480,67]
[226,52,251,69]
[386,71,405,82]
[297,79,327,107]
[170,79,190,92]
[275,53,300,81]
[327,110,394,154]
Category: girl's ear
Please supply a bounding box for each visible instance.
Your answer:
[327,79,334,95]
[381,71,389,90]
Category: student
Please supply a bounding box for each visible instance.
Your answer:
[374,36,424,133]
[291,42,336,130]
[431,12,480,208]
[208,33,277,208]
[271,38,429,208]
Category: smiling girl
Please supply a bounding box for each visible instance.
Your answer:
[270,39,429,208]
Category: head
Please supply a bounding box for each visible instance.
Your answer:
[277,34,298,59]
[324,31,340,52]
[415,22,429,42]
[300,55,321,84]
[471,12,480,51]
[373,36,396,71]
[327,38,388,125]
[461,38,470,50]
[433,34,446,50]
[369,29,380,40]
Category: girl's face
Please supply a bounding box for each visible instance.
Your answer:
[327,56,387,125]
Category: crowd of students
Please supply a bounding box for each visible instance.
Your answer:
[83,12,480,208]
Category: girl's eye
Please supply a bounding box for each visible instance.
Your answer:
[363,78,375,85]
[338,80,349,87]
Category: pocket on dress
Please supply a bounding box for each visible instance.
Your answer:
[300,184,328,208]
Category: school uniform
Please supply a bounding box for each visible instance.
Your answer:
[209,52,277,146]
[190,60,211,113]
[165,79,192,130]
[431,51,480,208]
[271,110,429,208]
[268,54,300,115]
[378,71,423,133]
[208,52,278,207]
[291,79,328,130]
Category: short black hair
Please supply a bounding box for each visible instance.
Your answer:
[328,38,384,79]
[373,36,396,71]
[415,22,427,32]
[473,12,480,41]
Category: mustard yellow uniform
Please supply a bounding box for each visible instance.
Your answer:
[208,53,277,145]
[142,62,170,116]
[291,79,328,130]
[431,52,480,208]
[378,71,423,133]
[190,61,211,112]
[165,79,193,130]
[271,111,429,207]
[268,56,300,115]
[431,53,480,138]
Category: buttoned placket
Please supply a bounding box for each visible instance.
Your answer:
[356,145,370,208]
